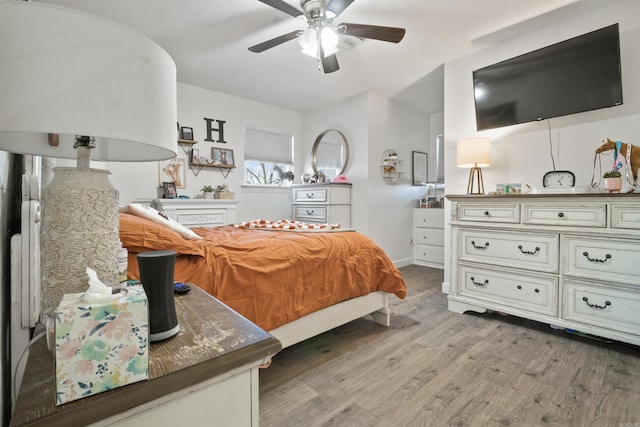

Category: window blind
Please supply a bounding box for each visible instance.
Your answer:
[244,126,293,165]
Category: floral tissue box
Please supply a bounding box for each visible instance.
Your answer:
[54,286,149,405]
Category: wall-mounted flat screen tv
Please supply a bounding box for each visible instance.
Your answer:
[473,23,623,131]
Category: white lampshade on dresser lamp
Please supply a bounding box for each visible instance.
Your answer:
[0,2,177,315]
[456,137,491,194]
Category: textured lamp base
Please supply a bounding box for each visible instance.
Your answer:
[466,167,485,195]
[41,167,119,314]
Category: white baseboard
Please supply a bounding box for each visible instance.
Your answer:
[441,281,450,294]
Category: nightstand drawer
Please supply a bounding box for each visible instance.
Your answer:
[457,203,520,223]
[563,235,640,285]
[564,280,640,336]
[459,264,558,316]
[414,244,444,265]
[415,228,444,246]
[523,203,606,227]
[459,228,559,273]
[294,206,326,222]
[414,208,444,228]
[611,204,640,230]
[294,188,327,203]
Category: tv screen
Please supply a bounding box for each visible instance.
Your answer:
[473,24,623,131]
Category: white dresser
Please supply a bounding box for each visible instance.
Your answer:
[292,183,351,227]
[447,194,640,346]
[150,198,238,227]
[413,208,444,269]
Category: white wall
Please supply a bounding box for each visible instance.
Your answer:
[107,82,302,221]
[301,91,432,264]
[443,0,640,286]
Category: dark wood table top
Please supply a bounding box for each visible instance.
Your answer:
[10,285,281,426]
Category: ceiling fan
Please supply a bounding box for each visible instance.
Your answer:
[249,0,406,73]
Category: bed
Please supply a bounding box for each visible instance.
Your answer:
[119,210,407,348]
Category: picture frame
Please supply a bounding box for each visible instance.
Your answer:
[412,151,428,186]
[190,148,199,164]
[180,126,194,141]
[211,147,235,168]
[162,182,177,199]
[158,158,186,188]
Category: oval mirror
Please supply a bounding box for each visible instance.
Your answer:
[311,129,350,180]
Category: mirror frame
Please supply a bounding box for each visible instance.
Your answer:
[311,129,350,177]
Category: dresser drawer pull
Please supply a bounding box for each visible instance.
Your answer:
[471,240,489,250]
[484,211,489,216]
[470,276,489,287]
[582,251,612,263]
[582,297,611,310]
[517,245,540,255]
[306,210,315,215]
[557,212,564,218]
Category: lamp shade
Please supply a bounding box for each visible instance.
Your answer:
[456,137,491,168]
[0,1,177,161]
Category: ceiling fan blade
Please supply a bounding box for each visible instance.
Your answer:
[326,0,356,18]
[248,30,300,53]
[320,49,339,74]
[341,23,406,43]
[258,0,303,18]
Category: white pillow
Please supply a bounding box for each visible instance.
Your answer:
[120,203,202,240]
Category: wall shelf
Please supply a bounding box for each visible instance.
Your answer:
[177,139,197,156]
[380,149,406,185]
[189,160,235,178]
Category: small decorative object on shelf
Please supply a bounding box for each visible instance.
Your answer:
[201,185,214,199]
[603,170,622,192]
[214,183,235,199]
[180,126,194,141]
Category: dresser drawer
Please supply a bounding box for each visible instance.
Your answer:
[294,187,327,203]
[564,280,640,336]
[458,264,558,316]
[457,203,520,223]
[415,228,444,246]
[176,210,227,227]
[611,203,640,230]
[523,203,606,227]
[414,244,445,265]
[459,228,559,273]
[563,235,640,285]
[294,205,326,222]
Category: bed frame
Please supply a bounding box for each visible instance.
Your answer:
[268,291,390,348]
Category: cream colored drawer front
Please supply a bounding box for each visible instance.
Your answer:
[415,228,444,246]
[564,280,640,336]
[294,206,326,222]
[294,188,327,202]
[611,204,640,230]
[457,203,520,223]
[522,204,606,227]
[414,244,445,264]
[176,210,226,227]
[414,208,444,228]
[563,235,640,285]
[459,229,558,273]
[458,264,557,316]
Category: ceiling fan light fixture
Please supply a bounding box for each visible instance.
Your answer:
[299,27,318,57]
[320,25,339,53]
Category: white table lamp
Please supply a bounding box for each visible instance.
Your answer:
[0,2,177,315]
[457,137,491,194]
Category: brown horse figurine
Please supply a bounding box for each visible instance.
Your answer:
[595,138,640,181]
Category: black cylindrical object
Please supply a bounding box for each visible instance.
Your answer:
[137,250,180,342]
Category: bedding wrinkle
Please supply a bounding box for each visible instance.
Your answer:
[120,214,406,331]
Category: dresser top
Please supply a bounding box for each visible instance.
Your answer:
[446,192,640,201]
[10,286,281,427]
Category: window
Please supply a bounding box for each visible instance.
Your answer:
[244,126,294,186]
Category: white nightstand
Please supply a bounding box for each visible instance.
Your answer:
[413,208,444,269]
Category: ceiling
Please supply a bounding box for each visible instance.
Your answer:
[35,0,614,114]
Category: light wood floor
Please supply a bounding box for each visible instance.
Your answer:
[259,265,640,427]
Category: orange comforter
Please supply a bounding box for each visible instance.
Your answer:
[120,213,406,331]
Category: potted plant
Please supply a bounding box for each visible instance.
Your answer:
[603,170,622,192]
[201,185,214,199]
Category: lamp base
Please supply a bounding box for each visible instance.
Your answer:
[41,167,119,314]
[466,167,485,194]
